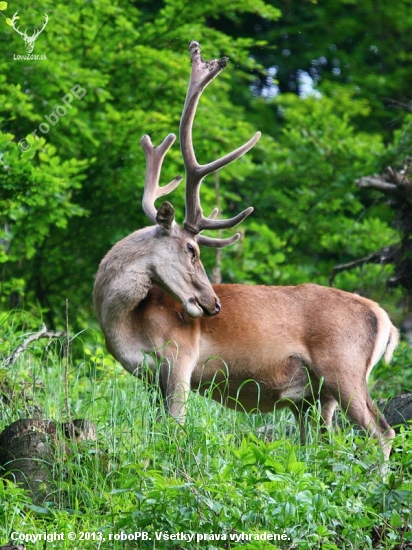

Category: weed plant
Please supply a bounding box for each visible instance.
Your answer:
[0,310,411,549]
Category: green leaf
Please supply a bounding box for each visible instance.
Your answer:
[28,504,52,515]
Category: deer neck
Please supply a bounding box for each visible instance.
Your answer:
[94,226,157,328]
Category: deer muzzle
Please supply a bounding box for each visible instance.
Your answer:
[186,295,221,318]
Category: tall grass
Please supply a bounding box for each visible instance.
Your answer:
[0,311,411,549]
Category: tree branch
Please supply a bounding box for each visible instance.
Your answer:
[4,324,66,367]
[329,246,398,286]
[357,176,398,194]
[357,163,412,206]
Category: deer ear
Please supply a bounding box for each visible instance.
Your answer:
[156,201,175,230]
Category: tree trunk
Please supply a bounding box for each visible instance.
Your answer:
[378,393,412,428]
[0,418,97,503]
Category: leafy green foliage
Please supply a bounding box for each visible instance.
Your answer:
[221,87,397,296]
[371,340,412,396]
[0,0,409,334]
[0,0,281,324]
[0,0,408,327]
[0,135,87,260]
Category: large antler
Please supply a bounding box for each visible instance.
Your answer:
[140,133,183,224]
[140,41,260,247]
[181,41,260,248]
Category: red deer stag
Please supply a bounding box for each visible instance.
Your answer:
[94,41,398,460]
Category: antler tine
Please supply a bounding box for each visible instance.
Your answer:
[140,134,183,224]
[196,233,241,248]
[181,41,259,241]
[194,208,242,247]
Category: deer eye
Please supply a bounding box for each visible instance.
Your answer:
[187,243,196,257]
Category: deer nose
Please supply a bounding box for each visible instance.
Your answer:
[214,299,221,314]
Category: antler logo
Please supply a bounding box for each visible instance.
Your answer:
[11,11,48,53]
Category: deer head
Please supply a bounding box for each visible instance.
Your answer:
[138,41,261,317]
[11,12,49,53]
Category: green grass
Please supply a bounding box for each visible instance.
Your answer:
[0,310,411,549]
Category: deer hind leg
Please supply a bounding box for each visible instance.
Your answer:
[329,383,395,461]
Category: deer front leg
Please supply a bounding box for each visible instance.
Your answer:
[158,343,198,421]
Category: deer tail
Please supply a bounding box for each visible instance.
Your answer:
[384,324,400,364]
